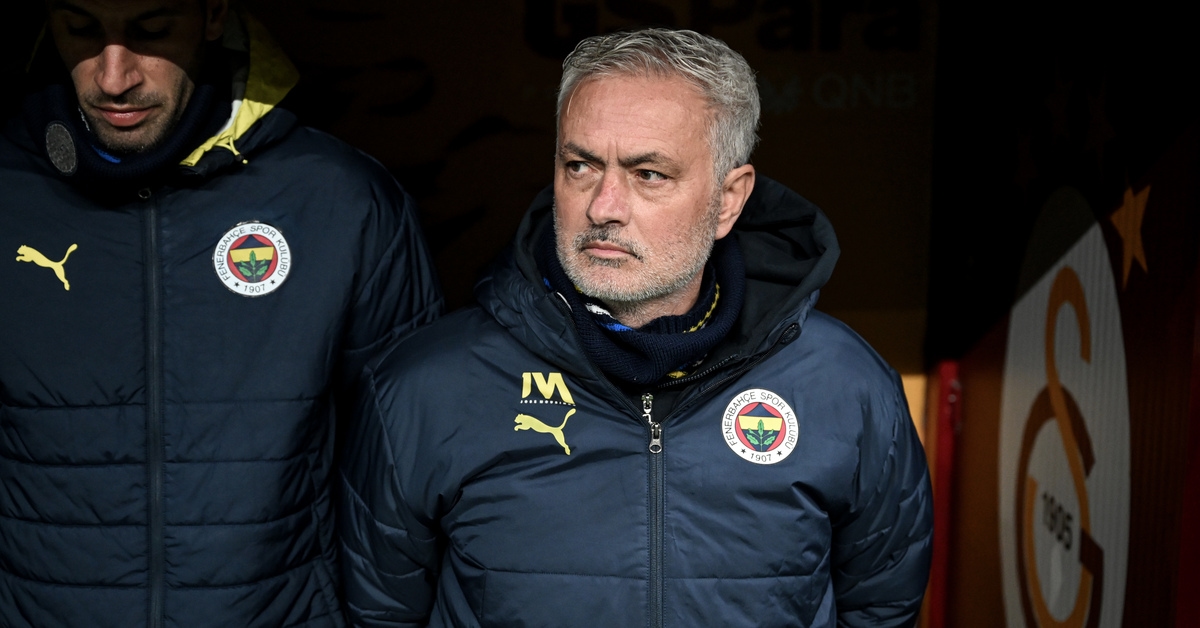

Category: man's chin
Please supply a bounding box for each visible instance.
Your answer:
[91,128,166,157]
[572,275,661,306]
[580,254,625,269]
[82,110,175,156]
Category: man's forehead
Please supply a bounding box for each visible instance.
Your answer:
[48,0,199,18]
[566,72,707,108]
[559,74,711,155]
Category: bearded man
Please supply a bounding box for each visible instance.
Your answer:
[0,1,442,626]
[341,28,931,628]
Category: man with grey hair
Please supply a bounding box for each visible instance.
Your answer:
[342,27,932,627]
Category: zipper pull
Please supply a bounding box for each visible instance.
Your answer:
[643,393,662,454]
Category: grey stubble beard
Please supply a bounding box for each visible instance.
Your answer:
[553,187,722,322]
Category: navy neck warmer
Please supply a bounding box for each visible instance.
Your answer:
[22,44,231,189]
[537,227,746,387]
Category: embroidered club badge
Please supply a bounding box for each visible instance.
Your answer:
[213,222,291,297]
[722,388,799,465]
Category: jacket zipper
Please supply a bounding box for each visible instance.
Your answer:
[547,290,799,628]
[643,392,662,454]
[142,187,165,628]
[636,328,792,628]
[643,393,664,628]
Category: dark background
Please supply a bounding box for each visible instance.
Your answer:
[928,0,1196,361]
[4,0,1196,376]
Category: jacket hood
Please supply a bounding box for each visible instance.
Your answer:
[477,174,840,374]
[727,174,840,353]
[179,10,300,171]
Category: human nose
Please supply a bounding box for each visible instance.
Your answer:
[94,44,142,96]
[586,171,630,226]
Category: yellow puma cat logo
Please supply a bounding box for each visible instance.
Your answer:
[16,244,78,291]
[515,408,576,455]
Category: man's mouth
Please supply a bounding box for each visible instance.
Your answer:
[94,106,155,128]
[583,241,633,258]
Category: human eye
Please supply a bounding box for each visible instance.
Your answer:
[564,161,592,176]
[63,14,101,38]
[131,17,172,41]
[635,169,668,182]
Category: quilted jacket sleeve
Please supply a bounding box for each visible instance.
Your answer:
[832,371,934,628]
[338,180,443,387]
[337,173,444,627]
[340,363,443,627]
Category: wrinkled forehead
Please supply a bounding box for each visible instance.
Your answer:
[569,64,713,104]
[561,71,715,124]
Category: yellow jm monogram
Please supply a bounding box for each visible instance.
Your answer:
[16,244,78,291]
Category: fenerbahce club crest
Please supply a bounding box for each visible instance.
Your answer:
[213,222,291,297]
[723,388,798,464]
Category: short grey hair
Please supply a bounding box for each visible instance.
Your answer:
[557,28,761,181]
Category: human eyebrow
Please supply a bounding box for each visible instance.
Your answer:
[127,7,184,39]
[49,1,93,18]
[560,142,604,166]
[617,152,671,170]
[51,2,102,37]
[49,3,184,26]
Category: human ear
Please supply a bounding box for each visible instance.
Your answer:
[714,164,755,240]
[204,0,229,41]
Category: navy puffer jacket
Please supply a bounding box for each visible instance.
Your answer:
[341,177,932,627]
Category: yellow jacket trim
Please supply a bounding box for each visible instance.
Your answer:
[181,12,299,167]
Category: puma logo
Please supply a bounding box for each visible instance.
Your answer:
[16,244,78,291]
[515,408,576,455]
